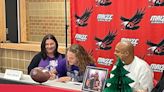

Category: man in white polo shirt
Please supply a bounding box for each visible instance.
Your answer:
[112,41,154,92]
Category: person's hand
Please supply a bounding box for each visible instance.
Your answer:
[135,90,148,92]
[134,88,148,92]
[49,71,56,80]
[57,77,72,82]
[49,69,57,74]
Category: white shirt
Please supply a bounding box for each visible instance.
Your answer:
[111,56,154,92]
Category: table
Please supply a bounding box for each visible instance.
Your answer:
[0,73,82,92]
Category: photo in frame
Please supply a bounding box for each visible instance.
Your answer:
[82,66,108,92]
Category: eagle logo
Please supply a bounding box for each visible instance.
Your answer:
[149,0,164,6]
[120,8,145,30]
[95,31,117,50]
[96,0,112,6]
[75,7,93,27]
[147,39,164,55]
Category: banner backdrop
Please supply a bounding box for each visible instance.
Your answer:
[70,0,164,80]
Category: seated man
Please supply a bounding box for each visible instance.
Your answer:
[112,41,154,92]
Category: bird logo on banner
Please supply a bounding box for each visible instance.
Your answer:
[75,7,93,27]
[147,39,164,55]
[149,0,164,6]
[96,0,112,6]
[95,31,117,50]
[120,8,145,30]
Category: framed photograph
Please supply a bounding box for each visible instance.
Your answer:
[82,66,108,92]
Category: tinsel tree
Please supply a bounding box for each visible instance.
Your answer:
[103,58,134,92]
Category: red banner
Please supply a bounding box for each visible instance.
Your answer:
[70,0,164,80]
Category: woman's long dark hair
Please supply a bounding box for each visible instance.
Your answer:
[41,34,59,60]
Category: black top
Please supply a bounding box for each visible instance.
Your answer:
[27,52,65,74]
[151,70,164,92]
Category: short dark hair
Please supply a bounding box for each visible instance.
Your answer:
[41,34,59,59]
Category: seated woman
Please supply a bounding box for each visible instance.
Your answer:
[27,34,66,79]
[57,44,95,82]
[151,70,164,92]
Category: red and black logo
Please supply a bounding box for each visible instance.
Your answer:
[95,31,117,50]
[120,8,145,30]
[96,0,112,6]
[147,39,164,55]
[149,0,164,6]
[75,7,93,27]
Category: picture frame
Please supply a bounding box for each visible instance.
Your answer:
[82,66,108,92]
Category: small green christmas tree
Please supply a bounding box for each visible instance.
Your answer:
[103,58,134,92]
